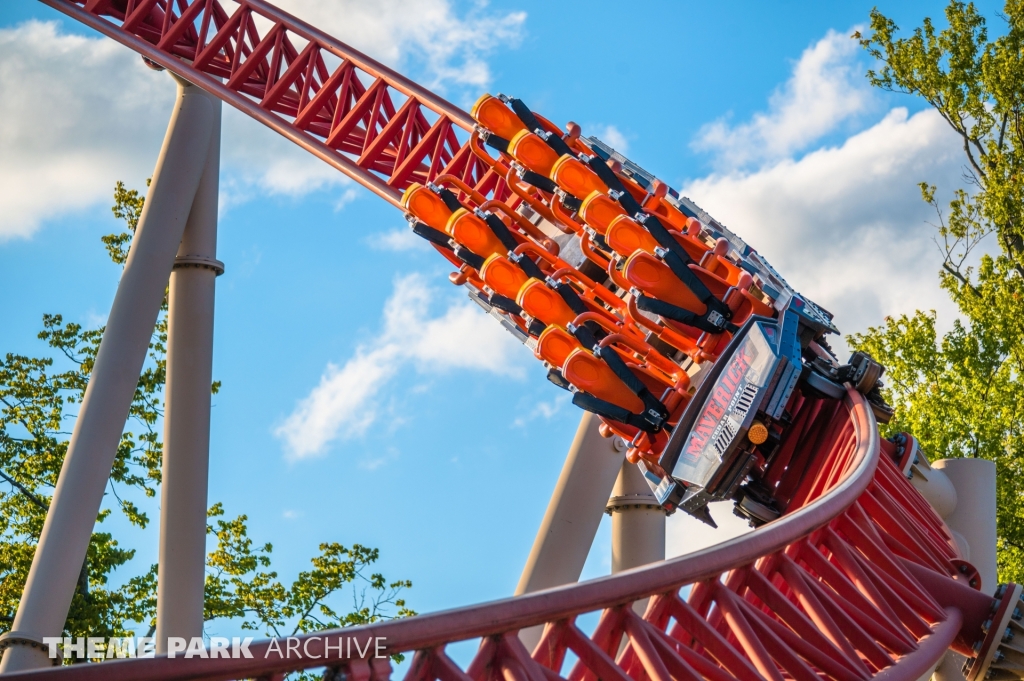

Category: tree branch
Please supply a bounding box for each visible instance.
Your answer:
[0,467,48,513]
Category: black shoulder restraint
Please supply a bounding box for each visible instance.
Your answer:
[475,209,519,252]
[428,183,464,212]
[572,391,666,434]
[507,98,574,157]
[565,322,670,433]
[595,346,669,426]
[519,169,559,194]
[411,221,451,250]
[634,291,738,335]
[488,292,522,316]
[410,221,487,271]
[484,133,510,154]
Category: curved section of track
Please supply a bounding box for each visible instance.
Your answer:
[8,389,992,681]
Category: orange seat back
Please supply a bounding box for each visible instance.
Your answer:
[481,255,529,299]
[623,251,706,314]
[661,318,704,344]
[535,326,582,368]
[399,183,452,231]
[551,156,605,199]
[579,191,626,234]
[563,349,644,414]
[401,183,452,232]
[509,130,560,176]
[725,287,774,324]
[446,209,505,259]
[700,253,742,286]
[517,279,577,328]
[606,215,658,256]
[471,94,527,140]
[642,194,689,231]
[691,266,731,301]
[698,330,734,362]
[671,231,712,262]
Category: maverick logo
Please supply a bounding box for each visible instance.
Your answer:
[680,340,758,465]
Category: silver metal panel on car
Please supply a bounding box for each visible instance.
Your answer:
[671,323,780,488]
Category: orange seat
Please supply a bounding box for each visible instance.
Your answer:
[563,349,644,414]
[446,209,505,259]
[517,279,576,328]
[401,183,453,232]
[698,330,734,361]
[471,94,527,140]
[579,191,626,234]
[691,265,732,300]
[637,367,675,402]
[509,130,560,176]
[700,252,743,286]
[661,317,705,343]
[480,254,528,300]
[725,286,774,325]
[623,251,706,314]
[535,326,582,369]
[606,215,658,257]
[670,231,712,262]
[551,155,605,198]
[642,194,689,231]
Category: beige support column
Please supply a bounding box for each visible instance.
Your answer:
[902,438,958,521]
[608,460,666,628]
[608,461,666,575]
[0,80,215,673]
[516,413,625,651]
[154,91,222,654]
[932,458,998,593]
[515,413,626,595]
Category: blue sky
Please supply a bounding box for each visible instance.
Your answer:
[0,0,1002,644]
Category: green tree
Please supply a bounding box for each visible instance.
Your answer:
[0,182,413,663]
[854,1,1024,581]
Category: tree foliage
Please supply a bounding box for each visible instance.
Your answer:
[0,182,413,662]
[854,1,1024,581]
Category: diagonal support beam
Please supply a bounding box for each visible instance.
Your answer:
[0,77,216,674]
[515,413,625,652]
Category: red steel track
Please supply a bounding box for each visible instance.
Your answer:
[14,1,1003,679]
[39,0,507,207]
[5,390,997,681]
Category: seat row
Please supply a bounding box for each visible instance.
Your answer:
[399,94,779,471]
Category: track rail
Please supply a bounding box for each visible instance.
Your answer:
[40,0,508,207]
[5,390,996,681]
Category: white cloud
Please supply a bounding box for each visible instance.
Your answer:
[219,112,354,205]
[274,346,401,459]
[358,448,399,471]
[0,20,346,237]
[274,0,525,91]
[282,509,303,519]
[589,125,629,155]
[513,394,570,428]
[693,28,872,169]
[274,273,529,460]
[0,21,172,240]
[0,0,525,239]
[683,106,965,350]
[366,227,430,252]
[666,501,752,559]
